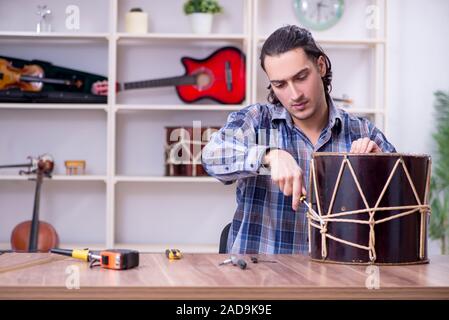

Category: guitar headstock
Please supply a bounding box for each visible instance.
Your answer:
[91,80,121,95]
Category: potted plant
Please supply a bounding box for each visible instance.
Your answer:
[430,90,449,254]
[183,0,223,34]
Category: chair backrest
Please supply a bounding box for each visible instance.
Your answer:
[219,222,231,254]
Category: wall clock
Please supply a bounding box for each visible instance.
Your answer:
[293,0,345,31]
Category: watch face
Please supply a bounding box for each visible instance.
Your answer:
[293,0,345,31]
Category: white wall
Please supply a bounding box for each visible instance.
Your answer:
[387,0,449,154]
[387,0,449,254]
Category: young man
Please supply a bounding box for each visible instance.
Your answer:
[202,25,396,254]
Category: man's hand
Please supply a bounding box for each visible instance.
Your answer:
[91,80,109,96]
[350,137,382,153]
[264,149,306,211]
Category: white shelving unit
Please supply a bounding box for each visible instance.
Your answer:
[252,0,387,128]
[0,0,387,253]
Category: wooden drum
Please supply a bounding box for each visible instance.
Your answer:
[307,153,431,265]
[165,126,219,177]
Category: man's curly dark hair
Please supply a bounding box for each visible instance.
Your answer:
[260,25,333,105]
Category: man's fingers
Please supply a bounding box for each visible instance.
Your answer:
[350,139,359,153]
[360,138,370,153]
[355,139,361,153]
[92,81,109,95]
[283,176,293,196]
[372,141,382,153]
[292,175,301,211]
[266,150,306,211]
[278,178,285,194]
[366,141,376,153]
[351,138,381,154]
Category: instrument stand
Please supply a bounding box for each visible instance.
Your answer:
[0,155,54,252]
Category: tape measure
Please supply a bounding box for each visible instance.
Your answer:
[95,249,139,270]
[51,248,139,270]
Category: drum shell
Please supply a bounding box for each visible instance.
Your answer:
[309,153,430,265]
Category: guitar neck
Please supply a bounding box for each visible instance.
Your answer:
[19,75,76,86]
[123,75,197,91]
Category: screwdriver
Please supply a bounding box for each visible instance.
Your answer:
[250,256,277,263]
[219,255,247,270]
[299,195,324,223]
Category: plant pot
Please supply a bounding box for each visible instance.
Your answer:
[188,13,213,34]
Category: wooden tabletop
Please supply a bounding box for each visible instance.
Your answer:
[0,253,449,299]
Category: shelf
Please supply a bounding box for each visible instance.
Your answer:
[0,31,109,40]
[116,32,248,42]
[341,108,384,115]
[115,104,243,112]
[0,175,107,182]
[257,37,386,46]
[0,103,107,111]
[0,175,29,181]
[0,103,241,112]
[115,176,220,183]
[0,104,380,114]
[0,32,248,42]
[0,32,109,45]
[51,175,107,182]
[0,175,220,183]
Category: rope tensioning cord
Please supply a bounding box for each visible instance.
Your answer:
[302,155,431,263]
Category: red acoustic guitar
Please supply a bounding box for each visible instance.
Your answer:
[93,46,246,105]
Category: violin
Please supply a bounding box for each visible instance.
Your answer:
[1,155,60,252]
[0,58,82,92]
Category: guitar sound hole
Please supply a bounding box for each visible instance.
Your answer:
[196,72,212,90]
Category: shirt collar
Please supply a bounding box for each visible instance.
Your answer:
[271,103,291,126]
[271,96,342,133]
[327,97,343,133]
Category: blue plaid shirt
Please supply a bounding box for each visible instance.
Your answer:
[202,99,396,254]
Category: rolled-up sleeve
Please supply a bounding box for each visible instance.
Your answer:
[202,105,270,184]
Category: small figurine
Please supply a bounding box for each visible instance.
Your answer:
[65,160,86,175]
[36,5,52,33]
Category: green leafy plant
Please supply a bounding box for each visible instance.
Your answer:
[183,0,223,15]
[430,90,449,254]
